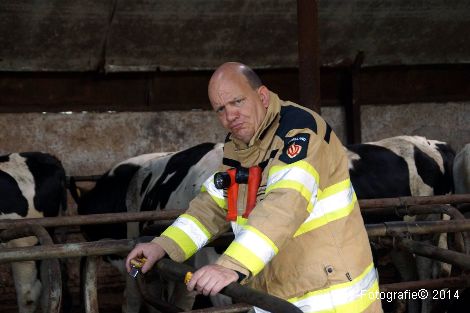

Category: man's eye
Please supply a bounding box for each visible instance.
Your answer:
[216,106,225,113]
[235,98,244,105]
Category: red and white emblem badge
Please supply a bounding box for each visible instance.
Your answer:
[287,143,302,158]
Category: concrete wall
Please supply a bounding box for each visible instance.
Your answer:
[361,102,469,151]
[0,102,468,176]
[0,111,227,175]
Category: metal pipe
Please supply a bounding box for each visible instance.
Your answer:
[3,219,470,264]
[443,205,470,255]
[0,195,467,230]
[83,256,100,313]
[186,303,253,313]
[0,224,53,243]
[136,275,182,313]
[363,204,470,254]
[0,224,62,313]
[297,0,321,113]
[359,194,470,209]
[362,203,458,216]
[380,275,470,292]
[377,237,470,271]
[0,239,134,264]
[397,237,470,270]
[366,219,470,237]
[156,259,302,313]
[0,209,186,229]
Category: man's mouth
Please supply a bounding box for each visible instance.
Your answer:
[230,123,244,131]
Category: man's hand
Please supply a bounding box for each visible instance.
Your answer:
[186,264,239,296]
[125,242,166,274]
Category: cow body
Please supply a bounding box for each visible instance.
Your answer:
[347,136,454,223]
[77,143,224,312]
[77,151,171,242]
[0,152,66,313]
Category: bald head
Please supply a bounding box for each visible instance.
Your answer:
[209,62,262,93]
[208,62,270,144]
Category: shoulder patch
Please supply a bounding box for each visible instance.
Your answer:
[280,133,310,163]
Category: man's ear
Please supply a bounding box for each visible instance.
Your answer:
[258,86,270,108]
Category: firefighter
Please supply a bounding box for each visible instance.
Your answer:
[126,62,382,313]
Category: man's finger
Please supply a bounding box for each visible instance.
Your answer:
[141,259,154,274]
[211,280,227,296]
[186,272,199,291]
[125,250,139,272]
[202,279,218,296]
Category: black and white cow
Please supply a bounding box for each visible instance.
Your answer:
[75,151,171,242]
[76,142,223,312]
[77,136,455,312]
[0,152,67,313]
[347,135,455,223]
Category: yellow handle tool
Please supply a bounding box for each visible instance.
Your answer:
[184,271,193,284]
[129,257,147,278]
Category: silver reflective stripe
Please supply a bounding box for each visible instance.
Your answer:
[304,184,354,223]
[292,265,377,312]
[231,221,244,238]
[202,175,225,207]
[172,215,209,249]
[235,227,276,264]
[267,166,317,193]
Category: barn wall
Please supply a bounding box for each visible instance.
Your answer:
[1,102,467,176]
[0,111,225,175]
[361,102,470,151]
[2,0,470,71]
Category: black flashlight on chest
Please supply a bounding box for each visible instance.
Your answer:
[214,166,262,221]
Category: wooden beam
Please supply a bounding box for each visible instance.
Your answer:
[297,0,321,113]
[0,65,469,113]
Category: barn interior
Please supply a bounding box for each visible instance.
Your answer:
[0,1,469,312]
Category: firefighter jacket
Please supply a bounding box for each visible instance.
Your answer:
[153,92,382,313]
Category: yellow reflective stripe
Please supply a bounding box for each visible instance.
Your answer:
[266,180,313,203]
[294,216,328,236]
[294,199,356,237]
[288,263,379,313]
[266,161,319,205]
[294,180,357,237]
[224,225,278,275]
[161,214,211,259]
[319,178,352,200]
[161,226,197,260]
[224,242,266,275]
[202,175,226,209]
[269,160,319,182]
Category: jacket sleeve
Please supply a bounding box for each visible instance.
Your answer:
[152,173,230,262]
[216,128,332,278]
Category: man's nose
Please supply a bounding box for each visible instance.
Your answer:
[225,105,239,121]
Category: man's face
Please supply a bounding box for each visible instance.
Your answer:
[209,74,268,144]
